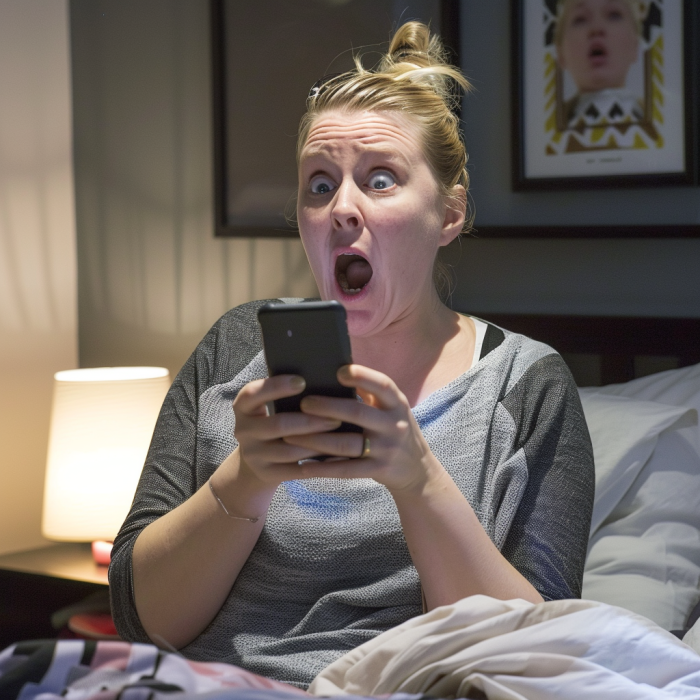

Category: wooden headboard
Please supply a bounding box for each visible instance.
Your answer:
[471,314,700,387]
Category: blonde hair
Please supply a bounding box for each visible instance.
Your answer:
[297,21,472,299]
[554,0,643,46]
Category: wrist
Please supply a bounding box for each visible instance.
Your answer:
[388,454,450,504]
[212,448,277,519]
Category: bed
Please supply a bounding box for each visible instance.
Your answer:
[2,314,700,699]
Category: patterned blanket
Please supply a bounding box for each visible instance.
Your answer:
[0,639,422,700]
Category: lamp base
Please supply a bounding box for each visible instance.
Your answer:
[91,540,113,566]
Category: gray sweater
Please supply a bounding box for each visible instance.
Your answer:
[110,299,594,688]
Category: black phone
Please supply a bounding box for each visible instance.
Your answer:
[257,301,362,433]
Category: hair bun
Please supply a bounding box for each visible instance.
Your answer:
[375,21,467,109]
[381,21,448,71]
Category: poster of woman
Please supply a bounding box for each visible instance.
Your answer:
[513,0,695,188]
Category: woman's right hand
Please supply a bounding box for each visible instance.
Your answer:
[231,375,342,488]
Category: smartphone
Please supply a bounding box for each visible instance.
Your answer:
[257,301,362,433]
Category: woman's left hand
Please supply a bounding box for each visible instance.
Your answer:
[282,364,443,493]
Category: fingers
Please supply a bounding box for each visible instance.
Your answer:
[246,411,341,440]
[283,431,365,459]
[234,375,306,416]
[243,438,323,464]
[234,376,341,437]
[299,395,387,433]
[337,365,404,410]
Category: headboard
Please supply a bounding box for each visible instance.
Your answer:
[470,314,700,387]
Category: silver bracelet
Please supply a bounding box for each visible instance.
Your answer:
[208,477,259,523]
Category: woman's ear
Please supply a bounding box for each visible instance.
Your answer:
[439,184,467,247]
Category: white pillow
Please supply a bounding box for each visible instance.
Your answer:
[578,392,695,535]
[583,363,700,456]
[683,616,700,655]
[581,409,700,631]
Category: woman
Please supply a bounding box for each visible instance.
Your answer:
[110,21,594,690]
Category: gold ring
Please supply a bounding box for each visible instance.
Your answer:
[359,436,371,459]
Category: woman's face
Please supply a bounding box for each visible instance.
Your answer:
[297,110,463,338]
[557,0,639,93]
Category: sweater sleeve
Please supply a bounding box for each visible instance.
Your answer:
[108,329,212,642]
[108,300,268,642]
[500,354,595,601]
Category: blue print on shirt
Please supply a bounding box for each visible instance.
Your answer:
[414,391,461,431]
[284,480,350,519]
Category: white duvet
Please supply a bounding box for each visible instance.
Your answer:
[310,595,700,700]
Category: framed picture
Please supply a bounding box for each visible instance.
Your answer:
[512,0,698,190]
[211,0,460,238]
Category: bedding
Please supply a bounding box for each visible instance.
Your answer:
[576,393,696,536]
[578,366,700,631]
[583,427,700,630]
[585,362,700,456]
[311,595,700,699]
[4,597,700,700]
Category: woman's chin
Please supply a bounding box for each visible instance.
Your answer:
[327,278,378,336]
[345,309,378,339]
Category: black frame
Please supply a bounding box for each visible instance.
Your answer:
[471,224,700,238]
[211,0,461,238]
[511,0,699,193]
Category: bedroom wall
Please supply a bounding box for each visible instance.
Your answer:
[0,0,78,555]
[71,0,700,385]
[70,0,318,380]
[446,0,700,317]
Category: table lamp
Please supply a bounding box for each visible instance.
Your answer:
[42,367,170,564]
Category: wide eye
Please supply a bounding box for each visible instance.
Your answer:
[367,171,396,191]
[310,175,335,195]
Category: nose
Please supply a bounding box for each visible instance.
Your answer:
[331,178,364,232]
[589,13,606,36]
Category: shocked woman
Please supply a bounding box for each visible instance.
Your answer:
[109,21,595,690]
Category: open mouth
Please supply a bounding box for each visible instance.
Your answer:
[334,253,373,295]
[589,44,607,60]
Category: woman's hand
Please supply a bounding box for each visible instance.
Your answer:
[232,375,344,487]
[282,365,444,493]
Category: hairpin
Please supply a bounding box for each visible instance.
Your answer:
[308,72,343,100]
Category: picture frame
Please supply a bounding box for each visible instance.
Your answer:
[511,0,699,190]
[211,0,460,238]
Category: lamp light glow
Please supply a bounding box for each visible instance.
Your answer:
[42,367,170,542]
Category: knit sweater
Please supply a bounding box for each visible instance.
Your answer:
[110,299,595,688]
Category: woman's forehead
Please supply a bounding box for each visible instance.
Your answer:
[301,110,422,158]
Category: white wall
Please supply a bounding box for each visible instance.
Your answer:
[71,0,318,379]
[0,0,78,554]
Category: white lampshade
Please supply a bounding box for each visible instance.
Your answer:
[42,367,170,541]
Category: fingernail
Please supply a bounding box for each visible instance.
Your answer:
[291,376,306,390]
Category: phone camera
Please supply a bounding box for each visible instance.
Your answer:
[287,330,293,337]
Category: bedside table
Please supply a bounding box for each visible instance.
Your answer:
[0,543,108,649]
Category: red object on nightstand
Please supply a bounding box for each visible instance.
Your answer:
[91,540,113,565]
[67,612,121,640]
